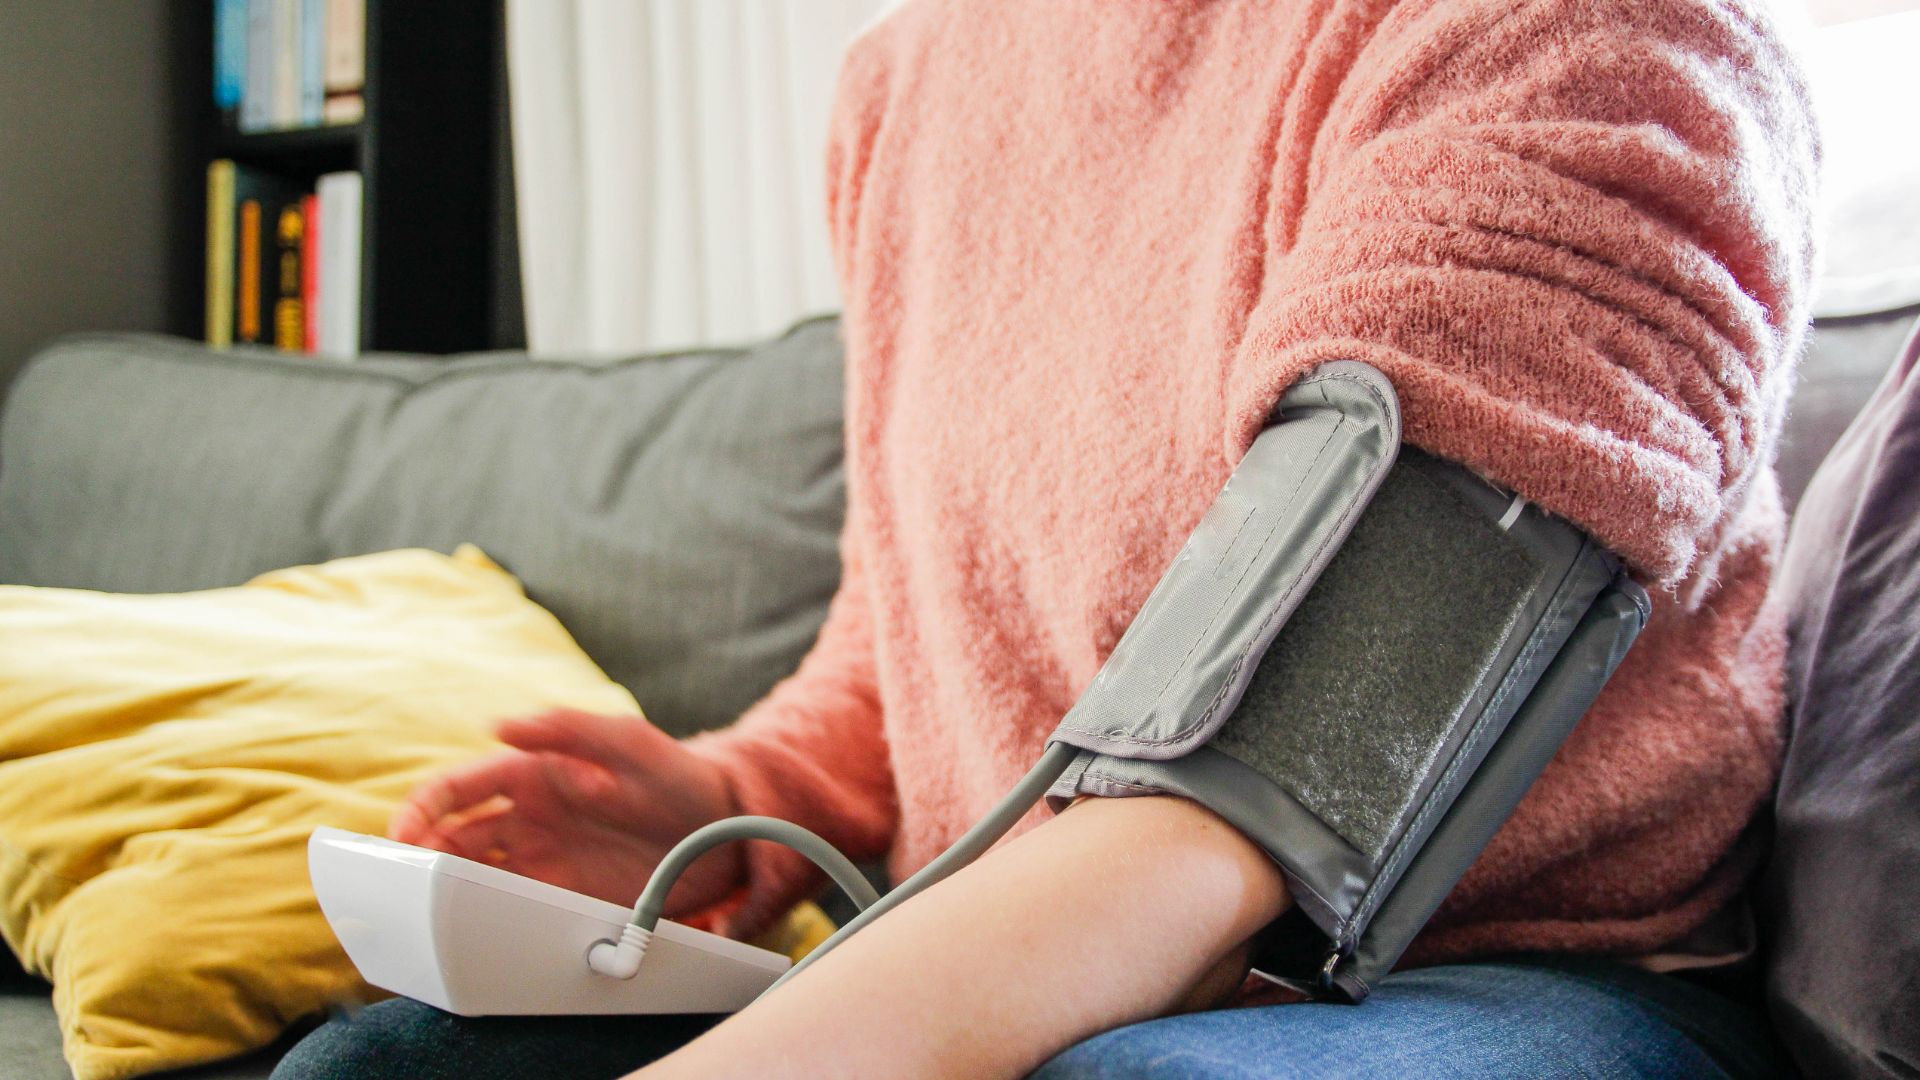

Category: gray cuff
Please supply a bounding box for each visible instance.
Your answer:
[1050,578,1646,1000]
[1048,447,1647,999]
[1049,361,1401,761]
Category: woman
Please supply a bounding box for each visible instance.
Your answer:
[276,0,1816,1075]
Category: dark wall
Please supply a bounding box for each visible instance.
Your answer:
[0,3,181,389]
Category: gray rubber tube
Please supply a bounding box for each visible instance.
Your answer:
[629,815,882,932]
[760,741,1081,995]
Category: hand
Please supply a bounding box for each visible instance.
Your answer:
[390,708,744,915]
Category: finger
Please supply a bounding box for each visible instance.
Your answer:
[497,709,673,772]
[415,807,512,865]
[388,799,432,844]
[531,751,621,807]
[436,792,516,837]
[390,798,499,848]
[403,754,511,822]
[395,752,545,836]
[424,801,627,879]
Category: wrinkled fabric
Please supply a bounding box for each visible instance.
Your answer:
[690,0,1820,962]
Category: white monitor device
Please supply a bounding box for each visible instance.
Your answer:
[308,827,789,1016]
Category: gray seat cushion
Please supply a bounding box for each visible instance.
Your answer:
[0,316,847,738]
[0,984,68,1080]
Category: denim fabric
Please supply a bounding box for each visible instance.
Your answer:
[1035,957,1789,1080]
[272,955,1784,1080]
[268,1004,720,1080]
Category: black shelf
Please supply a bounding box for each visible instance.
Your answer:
[210,124,361,175]
[171,0,506,355]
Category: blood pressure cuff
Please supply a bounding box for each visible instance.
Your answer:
[1045,361,1650,1002]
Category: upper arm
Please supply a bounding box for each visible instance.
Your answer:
[1224,0,1818,585]
[824,23,897,293]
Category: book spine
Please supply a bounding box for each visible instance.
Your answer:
[272,0,300,130]
[241,0,273,132]
[322,93,364,125]
[274,201,307,351]
[316,171,363,358]
[323,0,366,125]
[237,198,263,343]
[213,0,247,122]
[205,161,236,348]
[323,0,365,93]
[300,0,325,127]
[301,193,321,353]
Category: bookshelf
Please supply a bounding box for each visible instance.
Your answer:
[175,0,505,355]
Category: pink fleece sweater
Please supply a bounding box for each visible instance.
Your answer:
[691,0,1819,964]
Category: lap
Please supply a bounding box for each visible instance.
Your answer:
[268,1000,718,1080]
[1034,956,1786,1080]
[273,956,1783,1080]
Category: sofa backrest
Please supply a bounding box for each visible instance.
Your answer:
[1776,306,1920,511]
[0,317,847,738]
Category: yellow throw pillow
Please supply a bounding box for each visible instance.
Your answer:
[0,548,751,1079]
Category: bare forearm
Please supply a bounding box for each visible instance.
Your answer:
[635,795,1291,1079]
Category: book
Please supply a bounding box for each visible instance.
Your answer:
[237,198,263,342]
[231,166,308,345]
[324,0,365,93]
[205,161,237,347]
[274,201,307,351]
[241,0,273,132]
[323,92,364,125]
[300,0,326,127]
[315,171,363,358]
[301,193,321,352]
[213,0,247,124]
[271,0,301,130]
[324,0,366,125]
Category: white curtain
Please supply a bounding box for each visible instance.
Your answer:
[1802,8,1920,316]
[506,0,892,355]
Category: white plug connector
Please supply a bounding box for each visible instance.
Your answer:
[586,922,652,979]
[580,814,892,991]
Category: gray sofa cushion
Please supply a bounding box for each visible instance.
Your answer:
[1776,306,1919,512]
[1762,322,1920,1080]
[0,316,846,738]
[0,986,66,1080]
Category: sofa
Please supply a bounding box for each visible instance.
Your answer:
[0,306,1913,1079]
[0,318,850,1078]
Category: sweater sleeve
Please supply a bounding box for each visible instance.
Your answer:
[684,523,896,935]
[681,34,900,935]
[1224,0,1818,586]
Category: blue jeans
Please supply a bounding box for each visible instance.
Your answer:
[271,955,1788,1079]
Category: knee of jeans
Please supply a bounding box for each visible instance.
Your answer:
[269,1001,446,1080]
[1031,1023,1272,1080]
